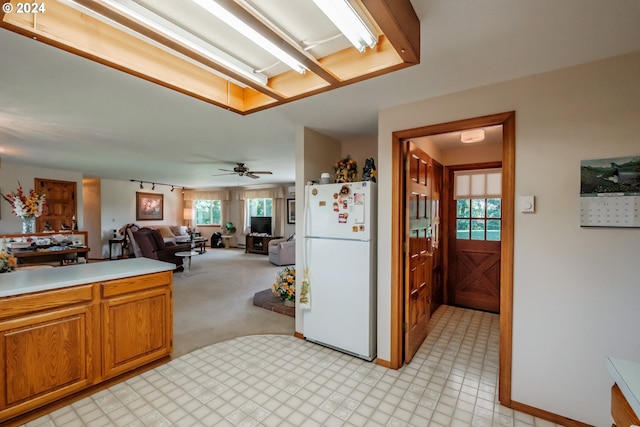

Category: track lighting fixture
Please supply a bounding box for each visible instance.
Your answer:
[130,180,186,192]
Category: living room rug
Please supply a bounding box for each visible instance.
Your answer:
[253,289,295,318]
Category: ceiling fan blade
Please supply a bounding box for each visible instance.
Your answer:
[212,172,236,176]
[245,173,260,179]
[218,168,235,172]
[248,171,272,175]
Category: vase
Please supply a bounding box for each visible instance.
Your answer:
[20,216,36,234]
[283,299,295,307]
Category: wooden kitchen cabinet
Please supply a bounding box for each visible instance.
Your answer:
[101,272,172,379]
[0,267,173,424]
[0,285,97,421]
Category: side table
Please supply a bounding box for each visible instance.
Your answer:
[109,239,125,260]
[221,235,233,249]
[175,250,199,277]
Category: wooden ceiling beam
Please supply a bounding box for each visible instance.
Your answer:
[362,0,420,64]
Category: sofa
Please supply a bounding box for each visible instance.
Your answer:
[268,235,295,266]
[152,225,192,244]
[131,227,193,269]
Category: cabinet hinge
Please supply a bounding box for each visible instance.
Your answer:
[403,322,409,332]
[403,242,409,253]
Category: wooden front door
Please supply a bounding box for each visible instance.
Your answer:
[35,178,77,232]
[404,142,433,363]
[447,166,502,313]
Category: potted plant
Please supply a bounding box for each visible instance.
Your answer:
[272,266,295,307]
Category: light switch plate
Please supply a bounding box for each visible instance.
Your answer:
[520,195,535,213]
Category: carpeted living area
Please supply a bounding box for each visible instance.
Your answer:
[171,247,295,357]
[253,288,295,317]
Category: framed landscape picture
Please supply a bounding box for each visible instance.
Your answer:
[136,192,163,221]
[287,198,296,224]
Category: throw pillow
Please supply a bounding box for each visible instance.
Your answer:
[170,225,189,236]
[155,226,175,239]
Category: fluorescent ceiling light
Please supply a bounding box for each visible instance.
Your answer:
[461,129,486,143]
[312,0,377,52]
[192,0,307,74]
[61,0,269,85]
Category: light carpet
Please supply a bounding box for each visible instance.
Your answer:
[172,248,295,358]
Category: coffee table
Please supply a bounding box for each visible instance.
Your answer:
[192,237,207,253]
[175,250,199,277]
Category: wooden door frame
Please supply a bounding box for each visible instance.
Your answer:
[389,111,515,406]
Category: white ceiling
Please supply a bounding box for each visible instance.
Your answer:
[0,0,639,188]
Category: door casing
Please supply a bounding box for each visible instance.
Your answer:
[388,111,515,406]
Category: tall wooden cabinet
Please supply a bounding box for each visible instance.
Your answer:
[0,271,172,423]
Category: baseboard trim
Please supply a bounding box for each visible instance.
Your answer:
[375,358,392,369]
[510,400,594,427]
[294,331,304,339]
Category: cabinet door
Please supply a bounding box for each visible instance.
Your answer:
[102,286,172,379]
[0,305,94,419]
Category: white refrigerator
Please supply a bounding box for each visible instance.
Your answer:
[302,181,376,361]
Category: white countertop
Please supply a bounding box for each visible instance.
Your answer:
[0,258,175,297]
[607,357,640,417]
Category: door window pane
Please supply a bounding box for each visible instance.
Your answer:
[456,219,470,239]
[471,219,485,240]
[471,199,485,218]
[457,199,470,218]
[487,220,501,241]
[487,198,501,218]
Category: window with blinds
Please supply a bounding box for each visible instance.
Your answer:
[454,169,502,241]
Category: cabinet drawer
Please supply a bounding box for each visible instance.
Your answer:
[101,271,171,298]
[0,285,93,320]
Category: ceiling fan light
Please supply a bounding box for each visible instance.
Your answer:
[193,0,308,74]
[461,129,485,144]
[312,0,378,52]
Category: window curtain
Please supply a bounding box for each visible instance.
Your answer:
[236,187,286,236]
[183,189,231,225]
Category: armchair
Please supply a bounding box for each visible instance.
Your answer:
[268,235,295,266]
[132,227,192,269]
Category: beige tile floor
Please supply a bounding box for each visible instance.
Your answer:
[21,306,559,426]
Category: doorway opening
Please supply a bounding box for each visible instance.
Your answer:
[389,111,515,406]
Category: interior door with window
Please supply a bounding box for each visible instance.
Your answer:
[404,142,432,363]
[447,166,502,313]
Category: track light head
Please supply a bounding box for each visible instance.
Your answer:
[152,183,156,190]
[140,182,144,189]
[171,186,175,192]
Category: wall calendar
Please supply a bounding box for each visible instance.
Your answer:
[580,155,640,227]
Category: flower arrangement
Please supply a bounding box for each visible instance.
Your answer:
[272,266,295,302]
[334,155,358,183]
[1,182,46,218]
[0,252,16,273]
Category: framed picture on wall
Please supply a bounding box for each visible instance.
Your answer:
[287,198,296,224]
[136,192,163,221]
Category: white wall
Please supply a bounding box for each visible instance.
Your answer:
[100,179,184,258]
[378,52,640,426]
[0,163,84,233]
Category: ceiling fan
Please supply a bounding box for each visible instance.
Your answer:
[215,163,273,179]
